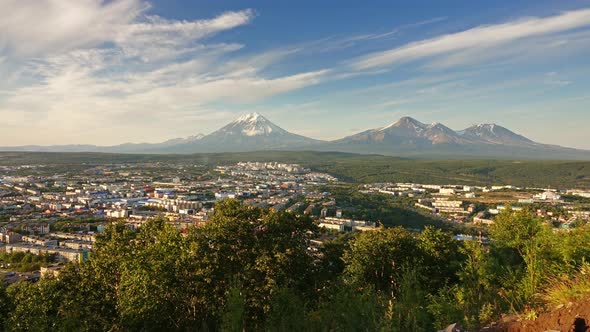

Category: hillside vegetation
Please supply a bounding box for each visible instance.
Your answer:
[1,202,590,331]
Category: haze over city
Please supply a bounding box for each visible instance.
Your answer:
[1,0,590,148]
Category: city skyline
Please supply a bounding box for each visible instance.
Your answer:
[1,1,590,148]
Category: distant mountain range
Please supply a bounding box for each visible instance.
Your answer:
[2,113,589,159]
[322,116,585,159]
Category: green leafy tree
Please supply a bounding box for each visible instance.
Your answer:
[427,241,500,330]
[182,199,316,329]
[265,288,306,332]
[5,278,63,332]
[117,218,186,331]
[315,233,353,291]
[308,284,388,332]
[81,221,138,330]
[50,263,115,331]
[391,265,432,332]
[490,210,555,301]
[343,227,420,296]
[555,226,590,272]
[220,286,246,332]
[417,226,463,291]
[0,280,11,330]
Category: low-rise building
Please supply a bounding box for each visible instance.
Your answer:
[4,243,91,262]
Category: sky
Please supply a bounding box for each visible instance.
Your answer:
[1,0,590,148]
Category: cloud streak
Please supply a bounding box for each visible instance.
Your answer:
[352,8,590,70]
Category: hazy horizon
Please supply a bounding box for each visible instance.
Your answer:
[0,112,578,151]
[1,1,590,149]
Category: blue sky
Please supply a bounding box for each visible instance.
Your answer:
[1,0,590,148]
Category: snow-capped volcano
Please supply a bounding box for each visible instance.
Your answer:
[336,116,469,146]
[323,116,590,158]
[459,123,536,146]
[168,112,323,152]
[218,112,287,137]
[335,116,541,148]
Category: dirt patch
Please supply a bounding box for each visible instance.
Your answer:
[486,300,590,332]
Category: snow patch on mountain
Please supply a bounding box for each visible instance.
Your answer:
[219,112,285,137]
[163,134,204,145]
[380,116,426,132]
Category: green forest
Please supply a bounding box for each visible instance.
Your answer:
[2,200,590,331]
[2,151,590,188]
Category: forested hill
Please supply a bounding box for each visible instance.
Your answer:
[1,151,590,188]
[2,201,590,331]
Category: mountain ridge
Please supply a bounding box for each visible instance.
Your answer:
[333,116,530,148]
[1,114,589,160]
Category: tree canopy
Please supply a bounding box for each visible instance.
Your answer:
[2,202,590,331]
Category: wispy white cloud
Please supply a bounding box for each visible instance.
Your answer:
[0,1,329,145]
[347,16,449,43]
[113,9,255,62]
[352,8,590,70]
[1,2,589,146]
[543,72,572,86]
[0,0,146,57]
[0,45,329,144]
[0,1,255,59]
[303,16,448,55]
